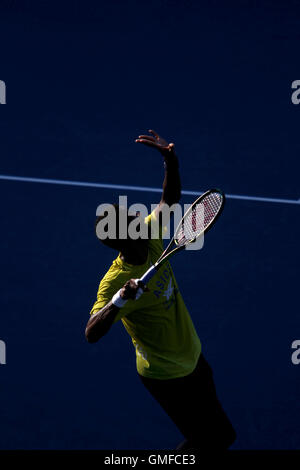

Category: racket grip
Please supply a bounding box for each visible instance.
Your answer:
[139,265,157,285]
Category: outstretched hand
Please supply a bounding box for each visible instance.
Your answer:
[135,129,175,157]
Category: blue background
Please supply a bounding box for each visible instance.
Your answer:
[0,0,299,449]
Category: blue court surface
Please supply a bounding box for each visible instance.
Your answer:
[0,0,300,450]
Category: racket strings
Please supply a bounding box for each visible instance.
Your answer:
[175,192,223,245]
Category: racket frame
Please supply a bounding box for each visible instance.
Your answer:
[139,188,225,285]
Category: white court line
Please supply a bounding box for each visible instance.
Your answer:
[0,174,299,206]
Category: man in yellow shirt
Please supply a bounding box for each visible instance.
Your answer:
[85,130,236,450]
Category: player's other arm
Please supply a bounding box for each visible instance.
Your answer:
[85,279,148,343]
[85,302,120,343]
[135,129,181,216]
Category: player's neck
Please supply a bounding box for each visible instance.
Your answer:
[120,240,149,265]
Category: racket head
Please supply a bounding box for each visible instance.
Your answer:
[174,188,225,248]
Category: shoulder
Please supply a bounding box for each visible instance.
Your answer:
[90,259,129,315]
[145,210,168,240]
[98,257,129,295]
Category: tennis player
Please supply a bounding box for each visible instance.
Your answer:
[85,130,236,450]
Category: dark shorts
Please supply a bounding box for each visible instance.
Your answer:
[138,353,236,450]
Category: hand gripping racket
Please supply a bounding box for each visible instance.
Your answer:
[139,188,225,286]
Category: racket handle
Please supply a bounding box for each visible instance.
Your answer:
[139,265,158,285]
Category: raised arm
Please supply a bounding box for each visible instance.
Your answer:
[135,130,181,217]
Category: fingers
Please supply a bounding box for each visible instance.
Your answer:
[134,279,149,300]
[122,279,149,300]
[138,134,156,141]
[134,130,160,145]
[135,133,156,145]
[149,129,160,139]
[134,131,172,154]
[136,280,149,292]
[135,138,158,148]
[121,281,134,300]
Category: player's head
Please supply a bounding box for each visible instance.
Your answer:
[95,203,147,251]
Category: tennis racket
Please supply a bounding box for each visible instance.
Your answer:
[139,188,225,286]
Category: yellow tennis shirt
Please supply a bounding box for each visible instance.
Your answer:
[90,211,201,379]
